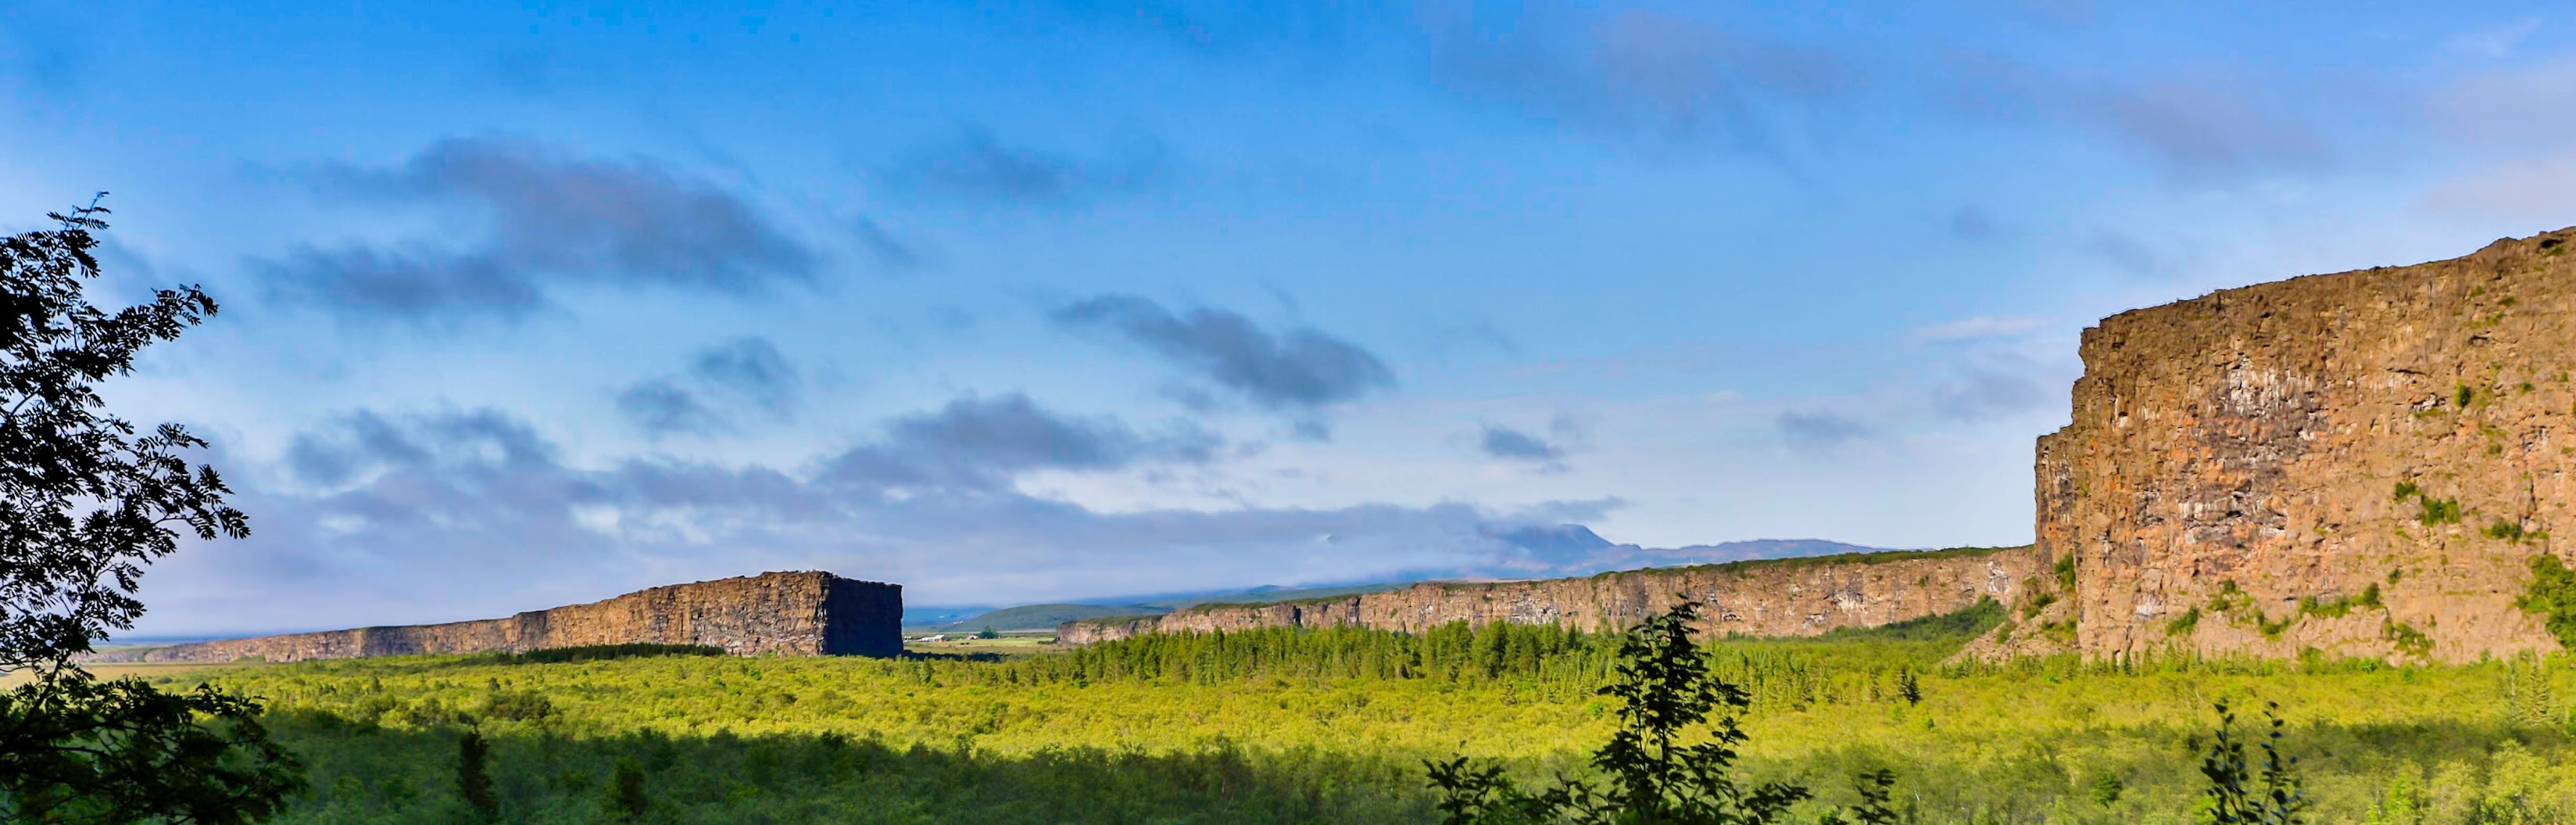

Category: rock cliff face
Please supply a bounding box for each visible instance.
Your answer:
[1058,547,2043,644]
[98,572,901,663]
[2039,228,2576,662]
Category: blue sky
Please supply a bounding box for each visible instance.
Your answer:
[5,1,2572,634]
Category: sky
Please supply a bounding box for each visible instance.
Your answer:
[5,1,2574,636]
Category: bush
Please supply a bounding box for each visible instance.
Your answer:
[2197,700,2309,824]
[2514,554,2576,650]
[1426,601,1816,823]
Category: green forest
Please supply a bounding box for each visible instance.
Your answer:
[146,603,2576,824]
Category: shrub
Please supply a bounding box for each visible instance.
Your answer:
[479,689,556,723]
[2166,607,2202,637]
[2513,554,2576,650]
[2198,701,2309,824]
[2417,495,2463,525]
[2382,621,2434,657]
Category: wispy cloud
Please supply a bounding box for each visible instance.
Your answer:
[262,136,817,323]
[879,125,1168,207]
[617,337,805,438]
[1051,295,1394,435]
[1776,409,1870,454]
[1942,56,2334,181]
[1417,2,1856,149]
[1910,315,2043,344]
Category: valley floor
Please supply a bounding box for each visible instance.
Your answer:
[161,623,2576,824]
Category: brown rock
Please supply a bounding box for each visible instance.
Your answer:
[2037,228,2576,662]
[1058,547,2042,644]
[91,571,900,663]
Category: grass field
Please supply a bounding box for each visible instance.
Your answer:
[100,617,2576,824]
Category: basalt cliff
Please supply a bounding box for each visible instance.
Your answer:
[2025,228,2576,663]
[95,571,902,663]
[1064,230,2576,663]
[1057,547,2044,644]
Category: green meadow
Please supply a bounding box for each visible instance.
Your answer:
[154,612,2576,824]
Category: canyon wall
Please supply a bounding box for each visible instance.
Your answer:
[98,572,902,663]
[1058,547,2043,644]
[2039,228,2576,663]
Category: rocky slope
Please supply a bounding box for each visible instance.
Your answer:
[1058,547,2042,644]
[91,572,902,663]
[2036,228,2576,662]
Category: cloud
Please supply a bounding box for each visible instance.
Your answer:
[1776,410,1869,453]
[2424,151,2576,220]
[2442,17,2544,59]
[617,336,803,437]
[860,393,1219,482]
[1949,206,1995,240]
[689,337,800,414]
[1479,425,1565,461]
[850,217,923,269]
[141,405,1590,633]
[261,246,546,321]
[1910,315,2042,344]
[284,408,559,490]
[879,125,1167,206]
[264,136,817,321]
[2080,81,2329,179]
[615,379,726,437]
[1934,364,2050,422]
[2430,56,2576,151]
[1941,57,2330,180]
[1051,295,1395,421]
[1417,3,1856,148]
[2082,229,2170,278]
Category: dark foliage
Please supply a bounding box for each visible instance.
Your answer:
[458,643,726,666]
[2198,700,2307,824]
[607,759,649,822]
[1426,601,1819,824]
[457,730,499,823]
[0,201,300,822]
[1816,769,1902,825]
[2515,554,2576,650]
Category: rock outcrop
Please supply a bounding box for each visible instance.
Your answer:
[2038,228,2576,662]
[1058,547,2042,644]
[95,572,901,663]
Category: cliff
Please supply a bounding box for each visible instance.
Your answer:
[95,571,902,663]
[1058,546,2043,644]
[2036,228,2576,662]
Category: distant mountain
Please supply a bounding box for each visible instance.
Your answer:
[1132,582,1415,611]
[901,605,995,628]
[1472,526,1902,579]
[1055,580,1416,612]
[925,603,1158,633]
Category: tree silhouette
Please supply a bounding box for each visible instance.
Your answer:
[0,200,300,823]
[457,730,499,823]
[607,759,649,822]
[1426,601,1816,824]
[2198,700,2308,824]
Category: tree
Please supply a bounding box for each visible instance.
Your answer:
[606,759,649,822]
[0,200,301,823]
[457,730,499,823]
[1426,601,1815,824]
